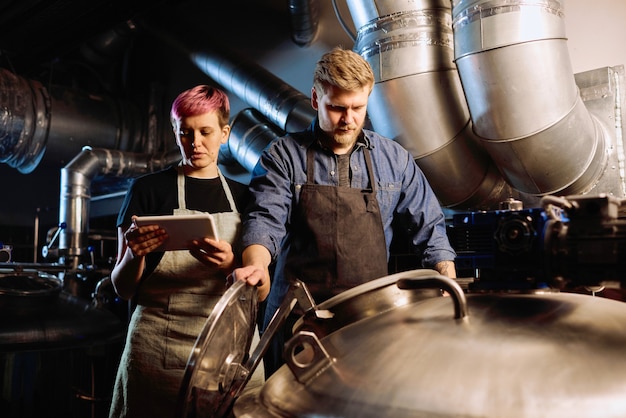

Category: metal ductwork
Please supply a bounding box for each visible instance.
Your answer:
[347,0,511,209]
[193,0,622,210]
[0,69,49,173]
[288,0,320,47]
[0,68,145,173]
[191,48,317,134]
[226,108,286,173]
[56,147,181,268]
[451,0,608,196]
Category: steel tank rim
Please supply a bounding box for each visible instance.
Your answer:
[238,288,626,418]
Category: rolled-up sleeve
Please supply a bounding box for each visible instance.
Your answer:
[397,153,456,267]
[369,132,456,267]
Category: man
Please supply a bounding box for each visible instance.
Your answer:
[233,47,456,376]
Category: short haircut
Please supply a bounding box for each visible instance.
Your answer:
[170,85,230,128]
[313,47,375,95]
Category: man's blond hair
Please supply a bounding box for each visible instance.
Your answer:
[313,47,375,95]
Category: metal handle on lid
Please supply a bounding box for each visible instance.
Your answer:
[397,274,469,320]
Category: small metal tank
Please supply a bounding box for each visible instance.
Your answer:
[231,270,626,418]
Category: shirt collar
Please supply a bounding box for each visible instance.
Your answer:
[305,118,372,152]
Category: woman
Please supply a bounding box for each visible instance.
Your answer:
[108,85,250,417]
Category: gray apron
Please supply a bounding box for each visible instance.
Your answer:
[109,167,241,418]
[286,145,389,300]
[263,145,389,377]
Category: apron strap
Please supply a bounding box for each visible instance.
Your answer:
[177,165,237,212]
[217,167,237,212]
[176,165,186,210]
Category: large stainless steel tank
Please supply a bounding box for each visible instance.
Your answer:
[227,270,626,418]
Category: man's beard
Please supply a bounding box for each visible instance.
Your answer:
[333,124,362,146]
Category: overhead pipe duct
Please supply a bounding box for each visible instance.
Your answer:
[0,68,144,173]
[57,147,181,268]
[192,47,317,175]
[451,0,608,196]
[288,0,320,47]
[346,0,510,209]
[79,19,137,68]
[226,108,286,173]
[191,47,317,135]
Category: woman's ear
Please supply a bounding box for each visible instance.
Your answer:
[221,124,231,144]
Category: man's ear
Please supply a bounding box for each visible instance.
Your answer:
[311,86,319,110]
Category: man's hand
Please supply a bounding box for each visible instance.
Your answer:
[230,265,270,302]
[229,244,272,302]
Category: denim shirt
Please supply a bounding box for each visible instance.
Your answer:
[242,121,456,270]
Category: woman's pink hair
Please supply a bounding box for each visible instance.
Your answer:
[170,85,230,127]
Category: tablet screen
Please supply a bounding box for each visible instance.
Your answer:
[134,214,219,251]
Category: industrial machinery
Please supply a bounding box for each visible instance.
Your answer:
[176,193,626,417]
[450,194,626,294]
[1,0,626,417]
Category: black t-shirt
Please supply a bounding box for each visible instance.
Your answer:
[117,166,250,227]
[116,166,251,277]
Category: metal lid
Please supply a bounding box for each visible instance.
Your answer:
[239,272,626,418]
[176,280,258,418]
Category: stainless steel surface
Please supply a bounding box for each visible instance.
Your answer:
[294,269,442,338]
[451,0,609,196]
[177,280,258,418]
[0,269,62,313]
[191,47,316,134]
[235,271,626,418]
[348,0,509,208]
[0,269,123,351]
[57,146,181,264]
[574,65,626,197]
[227,108,285,173]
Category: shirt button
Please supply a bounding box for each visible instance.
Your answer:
[330,170,335,176]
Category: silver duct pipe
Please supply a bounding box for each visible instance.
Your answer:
[347,0,509,209]
[0,68,144,173]
[79,20,137,67]
[58,147,181,268]
[288,0,320,47]
[0,69,49,173]
[191,48,316,134]
[451,0,607,196]
[227,108,285,173]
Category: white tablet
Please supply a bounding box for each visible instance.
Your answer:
[134,214,219,251]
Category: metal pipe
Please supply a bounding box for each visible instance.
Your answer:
[228,108,285,173]
[0,68,145,173]
[0,69,50,173]
[347,0,508,209]
[58,147,181,266]
[191,47,317,134]
[288,0,320,47]
[451,0,607,195]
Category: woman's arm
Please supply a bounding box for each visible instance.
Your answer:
[110,219,167,300]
